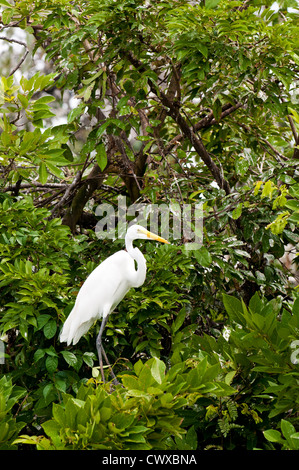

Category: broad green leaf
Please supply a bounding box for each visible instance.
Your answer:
[45,161,63,178]
[193,246,212,267]
[223,293,245,325]
[45,356,58,374]
[39,162,48,184]
[0,0,13,6]
[205,0,221,8]
[263,429,283,443]
[43,319,57,339]
[61,350,77,367]
[42,420,60,440]
[52,403,66,428]
[281,419,297,448]
[17,93,28,109]
[254,180,263,196]
[151,357,166,384]
[34,349,45,362]
[225,370,236,385]
[261,180,275,200]
[67,103,86,123]
[231,203,243,220]
[121,375,141,390]
[42,383,53,400]
[172,307,186,333]
[83,352,94,368]
[96,142,108,171]
[196,43,208,59]
[212,98,222,122]
[235,158,249,176]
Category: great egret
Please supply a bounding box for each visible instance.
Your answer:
[60,224,169,384]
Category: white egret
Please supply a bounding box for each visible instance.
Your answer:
[60,224,169,384]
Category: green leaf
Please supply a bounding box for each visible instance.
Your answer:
[254,180,263,196]
[231,203,243,220]
[225,370,236,385]
[281,419,297,448]
[43,383,53,400]
[45,161,63,179]
[235,158,249,176]
[95,143,108,171]
[196,43,208,59]
[39,162,48,184]
[266,211,289,235]
[67,103,86,123]
[43,319,57,339]
[151,357,166,384]
[33,349,45,362]
[222,294,245,325]
[205,0,221,8]
[212,98,222,122]
[172,307,186,333]
[52,403,66,428]
[82,70,103,85]
[61,350,78,367]
[18,93,28,109]
[285,199,299,211]
[42,420,60,440]
[261,180,275,200]
[62,143,73,162]
[0,0,13,7]
[83,352,95,368]
[46,356,58,374]
[193,246,212,267]
[263,429,284,444]
[34,95,55,105]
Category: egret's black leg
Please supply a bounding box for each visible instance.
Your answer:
[96,316,108,383]
[96,316,120,385]
[101,345,120,386]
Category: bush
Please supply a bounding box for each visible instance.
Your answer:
[14,357,235,450]
[0,376,26,450]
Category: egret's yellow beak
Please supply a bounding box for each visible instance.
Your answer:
[141,228,170,244]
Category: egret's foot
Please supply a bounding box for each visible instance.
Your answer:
[101,345,121,386]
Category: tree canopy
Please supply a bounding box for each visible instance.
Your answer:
[0,0,299,451]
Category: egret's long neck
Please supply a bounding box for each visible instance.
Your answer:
[125,236,147,288]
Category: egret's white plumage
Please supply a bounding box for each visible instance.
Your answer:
[60,250,143,345]
[60,224,169,382]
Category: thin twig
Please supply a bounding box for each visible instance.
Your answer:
[51,171,82,216]
[0,36,29,76]
[9,50,29,76]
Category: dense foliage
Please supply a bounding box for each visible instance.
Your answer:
[0,0,299,450]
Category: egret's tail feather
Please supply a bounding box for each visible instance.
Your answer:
[60,307,95,345]
[59,307,77,345]
[59,317,73,345]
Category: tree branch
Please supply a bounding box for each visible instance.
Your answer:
[165,102,243,153]
[125,51,231,194]
[51,170,82,217]
[61,165,104,233]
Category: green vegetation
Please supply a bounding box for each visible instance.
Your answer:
[0,0,298,450]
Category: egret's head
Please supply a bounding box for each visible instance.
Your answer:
[126,224,170,244]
